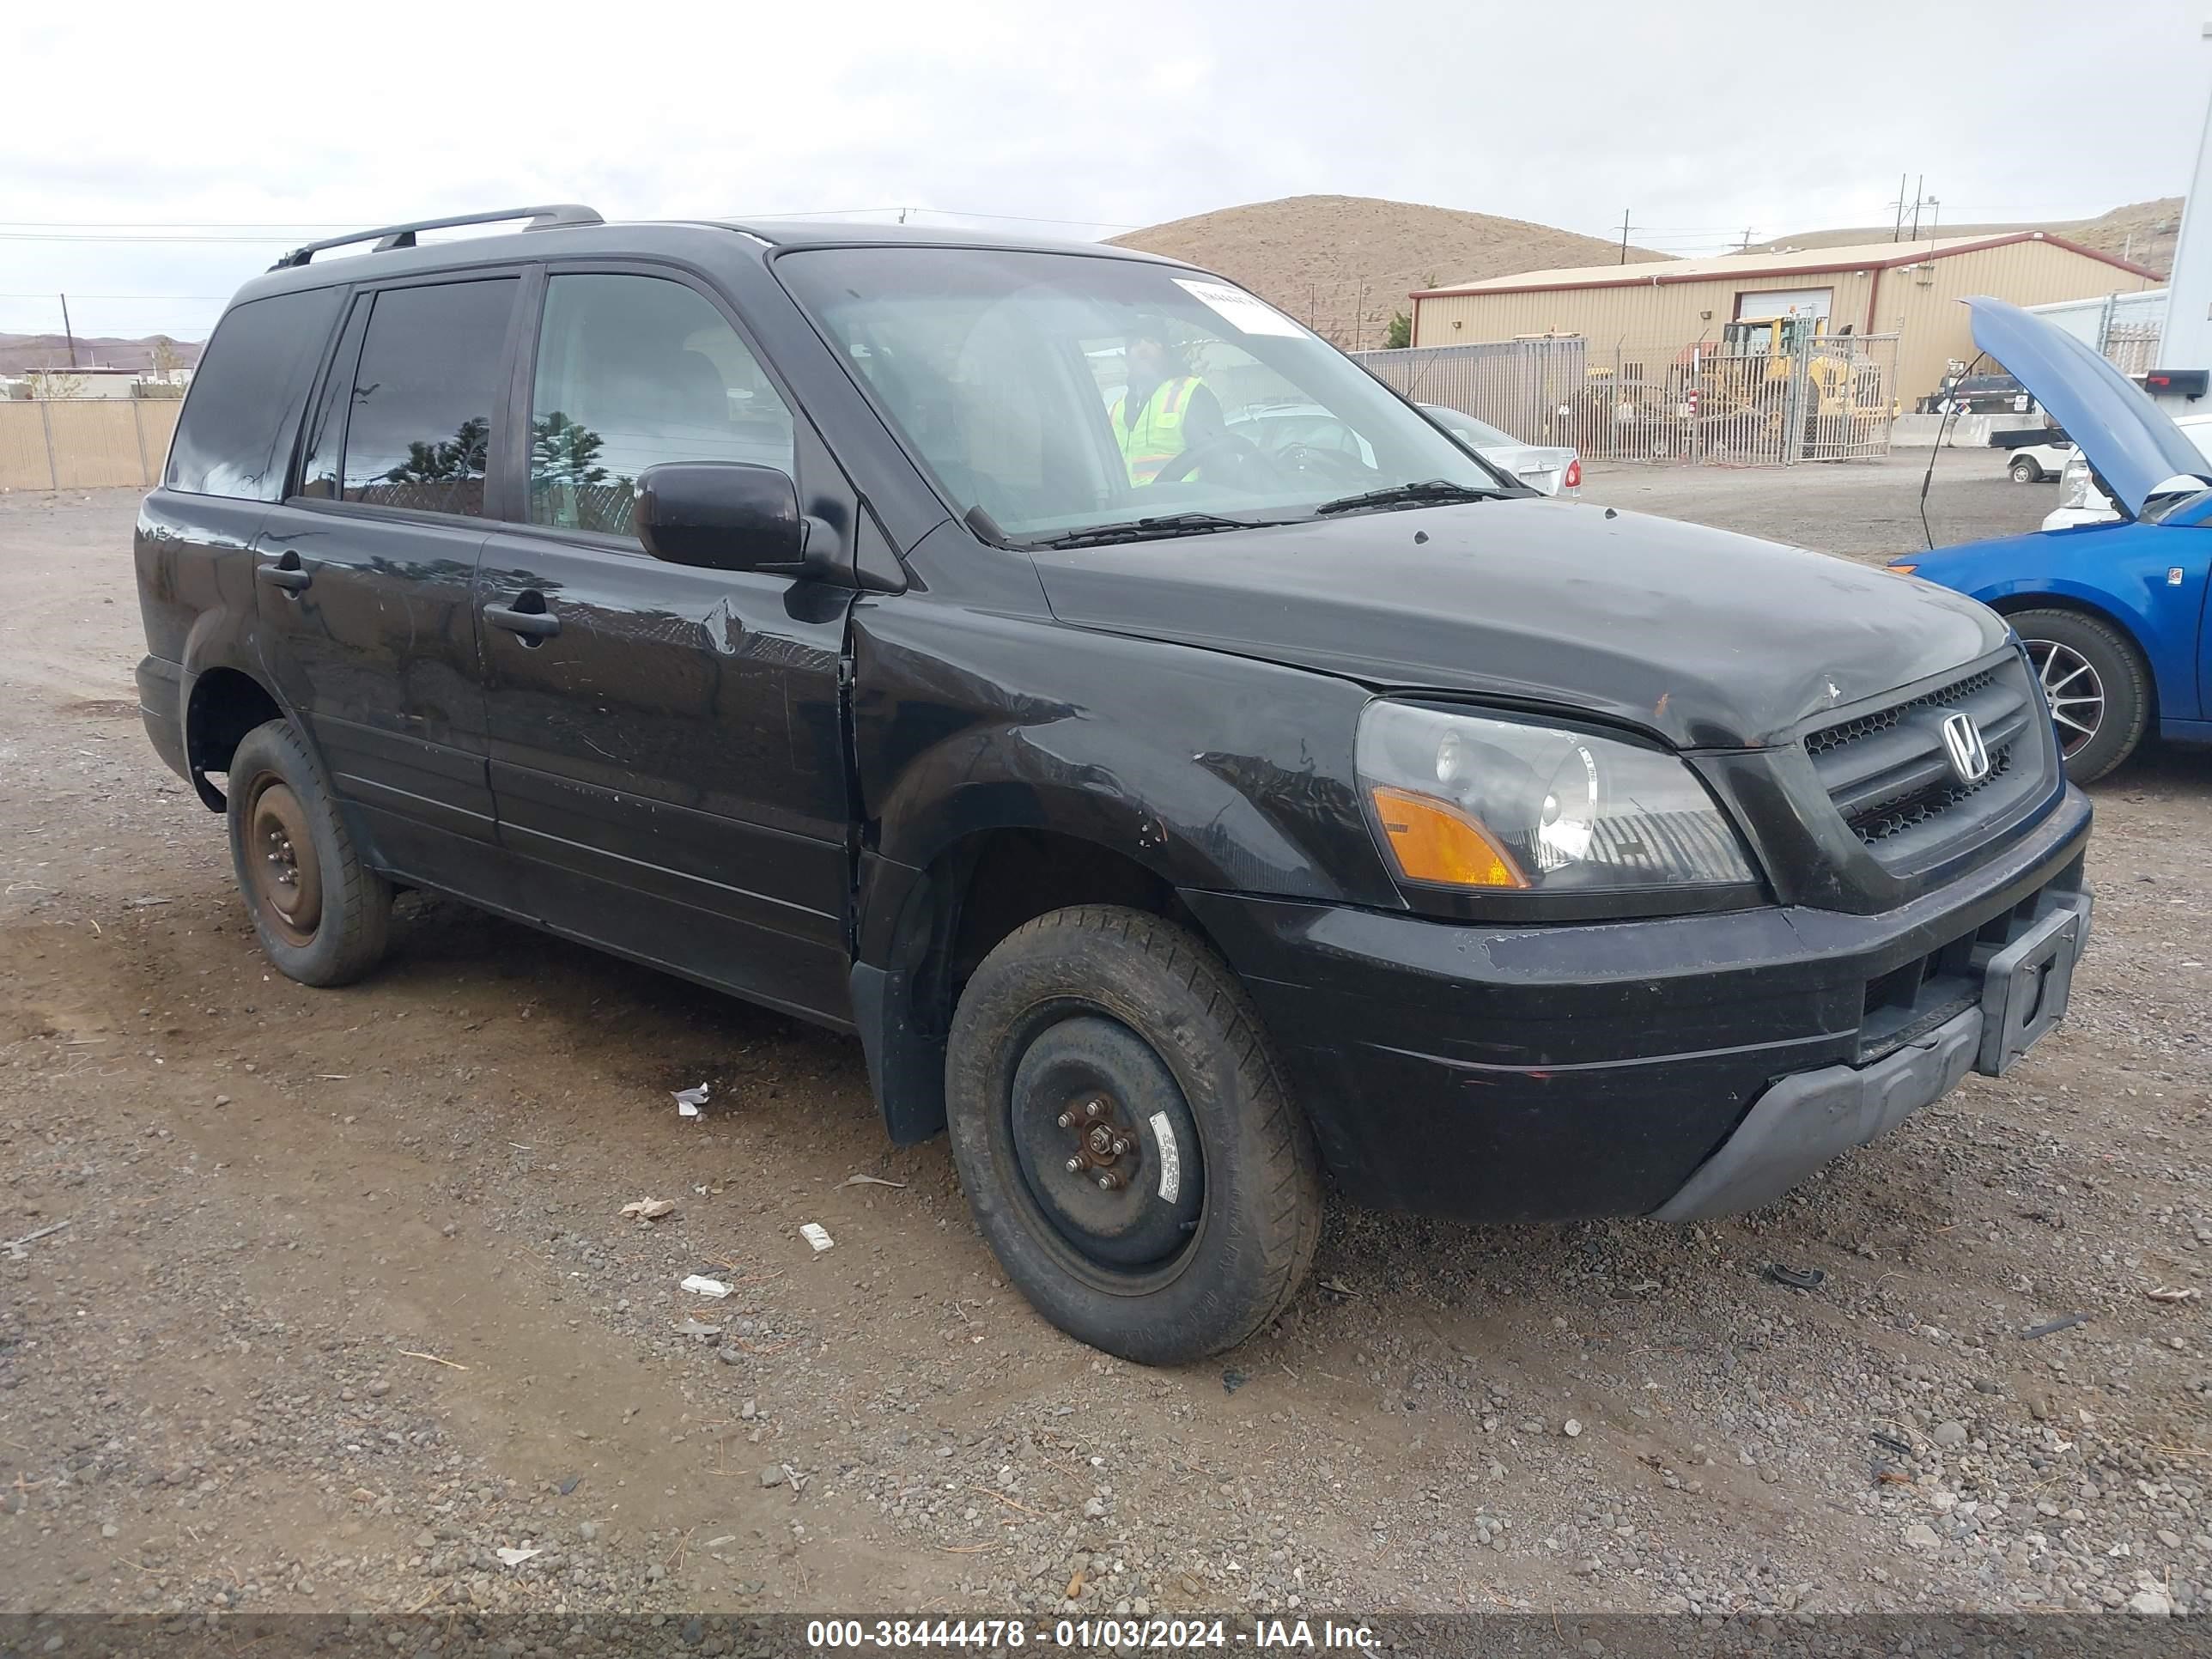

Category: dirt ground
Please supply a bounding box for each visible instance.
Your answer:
[2,453,2208,1629]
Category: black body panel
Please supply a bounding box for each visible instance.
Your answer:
[1184,788,2090,1221]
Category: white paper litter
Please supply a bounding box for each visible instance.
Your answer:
[680,1273,732,1298]
[838,1174,906,1189]
[672,1082,710,1118]
[799,1222,835,1253]
[495,1547,542,1567]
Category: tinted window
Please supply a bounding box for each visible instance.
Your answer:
[342,279,517,516]
[527,274,793,538]
[165,288,342,500]
[297,299,369,501]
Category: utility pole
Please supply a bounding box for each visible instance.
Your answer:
[1892,173,1907,242]
[1618,210,1633,264]
[2149,21,2212,415]
[1352,281,1366,351]
[59,294,77,369]
[1909,174,1924,240]
[1736,228,1754,254]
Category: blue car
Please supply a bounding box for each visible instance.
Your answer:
[1888,297,2212,782]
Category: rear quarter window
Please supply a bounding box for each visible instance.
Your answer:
[165,287,343,501]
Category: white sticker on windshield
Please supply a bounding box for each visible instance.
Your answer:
[1173,278,1306,338]
[1149,1110,1182,1204]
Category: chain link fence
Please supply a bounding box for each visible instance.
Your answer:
[0,398,180,490]
[2101,321,2160,379]
[1354,333,1899,467]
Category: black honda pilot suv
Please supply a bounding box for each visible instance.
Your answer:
[136,205,2093,1363]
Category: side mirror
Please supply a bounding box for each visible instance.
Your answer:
[635,462,813,575]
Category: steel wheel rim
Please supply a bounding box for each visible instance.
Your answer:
[999,1003,1207,1296]
[2024,639,2105,758]
[243,775,322,946]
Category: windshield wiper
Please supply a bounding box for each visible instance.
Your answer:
[1024,512,1288,550]
[1311,479,1499,516]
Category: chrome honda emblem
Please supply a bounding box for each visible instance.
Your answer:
[1941,711,1991,783]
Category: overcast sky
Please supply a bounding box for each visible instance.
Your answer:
[4,0,2203,343]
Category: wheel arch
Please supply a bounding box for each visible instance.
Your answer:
[183,665,285,811]
[849,824,1236,1147]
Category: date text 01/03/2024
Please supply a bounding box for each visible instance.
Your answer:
[803,1619,1379,1650]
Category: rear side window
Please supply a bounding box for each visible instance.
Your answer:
[165,288,342,500]
[340,278,518,517]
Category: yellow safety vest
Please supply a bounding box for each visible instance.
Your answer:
[1111,375,1206,485]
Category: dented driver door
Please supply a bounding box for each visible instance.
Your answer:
[472,530,854,1023]
[471,264,854,1024]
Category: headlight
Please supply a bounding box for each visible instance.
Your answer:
[2058,456,2095,510]
[1356,702,1756,896]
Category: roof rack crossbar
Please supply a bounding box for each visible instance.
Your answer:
[270,204,605,270]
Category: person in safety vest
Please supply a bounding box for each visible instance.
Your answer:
[1110,317,1224,486]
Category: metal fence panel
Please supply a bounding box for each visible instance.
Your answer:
[1354,334,1898,468]
[2102,321,2160,379]
[1351,338,1588,449]
[0,404,53,489]
[0,398,179,491]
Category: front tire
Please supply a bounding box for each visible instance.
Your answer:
[2008,455,2040,483]
[226,719,392,986]
[2011,608,2149,784]
[945,906,1322,1364]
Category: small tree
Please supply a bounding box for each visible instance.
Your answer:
[149,338,183,382]
[24,368,87,399]
[1384,312,1413,350]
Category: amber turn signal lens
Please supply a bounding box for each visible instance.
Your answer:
[1886,562,1917,574]
[1369,786,1530,890]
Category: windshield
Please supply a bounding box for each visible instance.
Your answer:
[1425,407,1516,448]
[775,246,1512,542]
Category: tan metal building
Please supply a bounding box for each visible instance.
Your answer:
[1409,234,2159,403]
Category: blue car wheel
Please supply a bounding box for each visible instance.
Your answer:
[2013,609,2150,783]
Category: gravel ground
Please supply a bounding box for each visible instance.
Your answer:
[1,455,2206,1628]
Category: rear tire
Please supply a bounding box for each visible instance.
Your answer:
[226,719,392,986]
[945,906,1322,1364]
[2010,608,2149,785]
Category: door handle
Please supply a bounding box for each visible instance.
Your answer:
[256,555,312,593]
[483,603,561,640]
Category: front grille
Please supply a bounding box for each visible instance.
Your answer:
[1803,669,1996,758]
[1802,654,2054,872]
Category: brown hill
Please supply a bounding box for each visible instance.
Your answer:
[1109,194,1669,349]
[0,332,204,377]
[1755,197,2180,277]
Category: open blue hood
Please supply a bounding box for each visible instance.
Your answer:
[1965,295,2209,518]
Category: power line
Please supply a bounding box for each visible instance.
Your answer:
[0,203,1147,245]
[0,291,228,300]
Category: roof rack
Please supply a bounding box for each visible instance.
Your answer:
[270,204,605,270]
